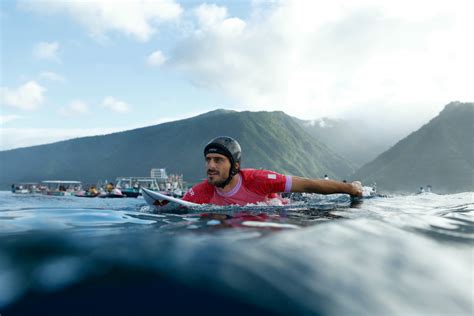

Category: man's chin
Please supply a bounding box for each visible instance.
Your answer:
[207,178,225,187]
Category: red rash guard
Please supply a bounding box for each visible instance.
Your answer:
[182,169,293,206]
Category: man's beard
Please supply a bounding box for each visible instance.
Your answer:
[207,170,228,188]
[208,178,228,188]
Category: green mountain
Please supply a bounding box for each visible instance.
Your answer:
[352,102,474,193]
[0,110,356,189]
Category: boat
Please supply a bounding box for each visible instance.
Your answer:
[115,177,161,198]
[11,183,40,194]
[150,168,187,197]
[74,184,101,198]
[75,191,100,198]
[98,192,125,198]
[40,180,82,196]
[115,169,188,198]
[115,177,146,198]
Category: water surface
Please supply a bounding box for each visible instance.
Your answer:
[0,191,472,315]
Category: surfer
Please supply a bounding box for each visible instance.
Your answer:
[182,136,363,206]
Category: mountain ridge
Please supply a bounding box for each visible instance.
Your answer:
[352,102,474,193]
[0,110,356,189]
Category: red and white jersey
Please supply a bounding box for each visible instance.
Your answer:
[182,169,293,206]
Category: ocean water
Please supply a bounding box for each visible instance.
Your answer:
[0,191,472,316]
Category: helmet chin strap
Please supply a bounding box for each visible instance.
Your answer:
[215,165,239,188]
[215,176,232,188]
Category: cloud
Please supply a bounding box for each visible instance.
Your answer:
[0,110,213,150]
[305,118,338,129]
[101,96,129,113]
[39,71,66,82]
[20,0,183,42]
[58,100,89,116]
[56,97,129,117]
[0,127,124,151]
[0,115,22,125]
[169,0,474,132]
[193,3,246,35]
[194,3,228,29]
[33,41,60,61]
[148,108,214,126]
[0,81,46,110]
[147,50,167,66]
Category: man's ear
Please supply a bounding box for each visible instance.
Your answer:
[235,162,240,170]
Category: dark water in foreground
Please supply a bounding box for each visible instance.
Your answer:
[0,191,472,315]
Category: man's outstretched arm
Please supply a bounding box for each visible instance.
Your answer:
[291,176,363,197]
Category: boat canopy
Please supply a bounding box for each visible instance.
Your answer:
[41,180,82,184]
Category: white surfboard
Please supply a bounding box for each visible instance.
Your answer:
[142,187,369,213]
[141,187,199,212]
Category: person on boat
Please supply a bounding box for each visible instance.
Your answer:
[182,136,363,206]
[111,187,123,196]
[88,185,98,196]
[106,182,114,193]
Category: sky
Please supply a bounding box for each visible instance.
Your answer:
[1,0,473,151]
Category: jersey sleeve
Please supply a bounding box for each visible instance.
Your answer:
[182,181,214,204]
[243,169,293,195]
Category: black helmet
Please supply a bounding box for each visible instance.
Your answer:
[204,136,242,187]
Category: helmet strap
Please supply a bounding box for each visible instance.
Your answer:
[215,175,233,188]
[215,164,239,188]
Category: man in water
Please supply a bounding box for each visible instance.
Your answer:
[182,136,363,206]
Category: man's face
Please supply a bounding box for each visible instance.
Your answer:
[205,153,231,186]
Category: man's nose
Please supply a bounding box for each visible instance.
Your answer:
[207,159,216,168]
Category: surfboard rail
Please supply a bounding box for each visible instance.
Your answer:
[141,187,199,211]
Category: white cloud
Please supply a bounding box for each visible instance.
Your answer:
[170,0,474,132]
[0,127,123,150]
[39,71,65,82]
[305,118,338,129]
[20,0,183,42]
[148,108,214,126]
[147,50,167,66]
[0,81,46,110]
[193,3,246,35]
[101,96,129,113]
[33,41,60,61]
[0,115,22,125]
[0,110,213,150]
[195,3,228,28]
[58,100,89,116]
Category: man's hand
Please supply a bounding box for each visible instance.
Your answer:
[351,181,363,197]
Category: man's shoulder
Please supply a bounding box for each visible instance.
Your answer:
[183,180,214,203]
[240,169,283,182]
[190,180,214,192]
[240,169,287,195]
[241,168,278,177]
[192,180,214,190]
